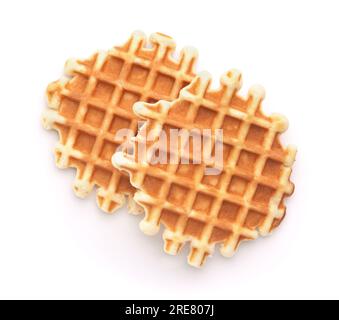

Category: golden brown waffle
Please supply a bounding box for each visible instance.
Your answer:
[42,31,198,213]
[113,70,296,267]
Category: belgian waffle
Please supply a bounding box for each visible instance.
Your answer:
[113,70,296,267]
[42,31,198,213]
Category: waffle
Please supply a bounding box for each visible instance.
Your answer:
[42,31,198,213]
[113,70,296,267]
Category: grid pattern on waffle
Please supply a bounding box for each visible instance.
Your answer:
[113,70,296,267]
[42,31,197,213]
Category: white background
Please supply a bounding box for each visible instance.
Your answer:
[0,0,338,300]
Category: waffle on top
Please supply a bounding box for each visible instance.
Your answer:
[43,31,198,213]
[113,70,296,267]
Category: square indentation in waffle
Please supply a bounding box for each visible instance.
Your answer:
[161,209,181,231]
[262,158,283,180]
[222,115,242,138]
[168,184,189,207]
[184,218,206,239]
[128,64,150,86]
[113,69,296,266]
[194,106,217,128]
[93,81,115,103]
[153,73,176,96]
[252,184,275,206]
[67,74,88,94]
[73,131,96,154]
[209,227,231,244]
[59,97,80,119]
[228,176,249,196]
[236,150,259,172]
[193,192,215,215]
[99,140,119,161]
[116,174,135,195]
[84,105,106,128]
[91,166,112,188]
[44,31,198,213]
[246,124,268,146]
[244,210,266,230]
[218,200,241,223]
[142,175,164,197]
[101,57,124,78]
